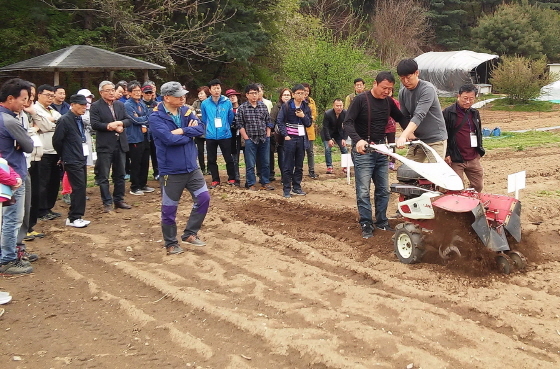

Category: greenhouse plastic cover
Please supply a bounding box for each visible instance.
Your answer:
[539,80,560,102]
[415,50,498,96]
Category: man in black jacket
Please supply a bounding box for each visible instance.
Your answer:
[52,95,91,227]
[442,84,485,192]
[321,98,348,174]
[91,81,132,212]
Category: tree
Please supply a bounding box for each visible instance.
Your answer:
[371,0,432,66]
[472,2,560,62]
[281,26,381,115]
[41,0,228,67]
[490,55,556,102]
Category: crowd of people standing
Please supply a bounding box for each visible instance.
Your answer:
[1,59,486,273]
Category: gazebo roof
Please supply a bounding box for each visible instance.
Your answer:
[0,45,165,72]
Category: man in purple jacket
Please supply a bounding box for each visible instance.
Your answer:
[149,82,210,255]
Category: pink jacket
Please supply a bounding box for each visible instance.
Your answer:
[0,157,20,203]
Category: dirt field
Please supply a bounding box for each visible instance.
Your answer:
[2,111,560,369]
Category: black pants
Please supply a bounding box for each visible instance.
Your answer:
[65,163,87,221]
[129,138,150,192]
[38,153,61,217]
[231,132,242,182]
[28,161,40,231]
[150,139,158,177]
[94,147,126,205]
[195,137,206,173]
[125,151,131,175]
[206,138,235,183]
[281,136,305,193]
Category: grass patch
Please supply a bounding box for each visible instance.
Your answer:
[535,190,560,197]
[483,130,560,150]
[438,94,500,109]
[489,99,557,112]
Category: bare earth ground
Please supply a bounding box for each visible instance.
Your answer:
[1,111,560,369]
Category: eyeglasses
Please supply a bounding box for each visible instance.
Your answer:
[41,93,55,98]
[143,91,154,94]
[101,88,115,93]
[130,89,142,93]
[282,93,292,96]
[247,91,259,95]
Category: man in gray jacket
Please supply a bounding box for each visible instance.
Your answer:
[396,58,448,162]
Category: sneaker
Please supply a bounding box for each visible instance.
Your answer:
[261,184,275,191]
[308,173,319,179]
[65,218,90,228]
[375,224,395,232]
[209,181,220,189]
[50,211,62,218]
[17,246,39,262]
[389,162,396,171]
[39,213,57,221]
[124,174,130,180]
[227,180,236,186]
[0,260,33,275]
[326,167,334,174]
[269,177,276,182]
[182,234,206,247]
[27,231,45,239]
[129,189,144,196]
[283,191,291,198]
[62,193,71,205]
[361,223,374,239]
[342,167,348,174]
[140,186,155,193]
[291,189,306,196]
[166,244,184,255]
[23,234,35,242]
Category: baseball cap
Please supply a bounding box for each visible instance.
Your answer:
[69,94,88,105]
[76,88,94,98]
[225,89,241,97]
[161,81,189,97]
[141,85,153,93]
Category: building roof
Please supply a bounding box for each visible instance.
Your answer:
[415,50,498,95]
[0,45,165,72]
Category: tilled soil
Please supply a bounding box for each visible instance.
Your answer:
[1,112,560,369]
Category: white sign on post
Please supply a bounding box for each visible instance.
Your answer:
[507,171,526,199]
[340,154,354,185]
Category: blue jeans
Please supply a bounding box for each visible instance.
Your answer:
[1,183,26,263]
[352,148,390,228]
[281,136,305,193]
[244,138,270,187]
[323,138,348,168]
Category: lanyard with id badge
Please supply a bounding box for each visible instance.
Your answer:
[296,107,305,136]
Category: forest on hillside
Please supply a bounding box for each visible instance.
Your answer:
[1,0,560,110]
